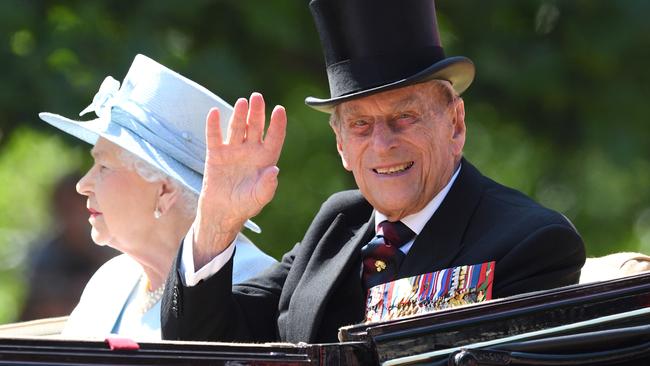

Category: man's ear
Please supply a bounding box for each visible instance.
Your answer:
[332,125,352,171]
[451,98,466,156]
[155,179,180,216]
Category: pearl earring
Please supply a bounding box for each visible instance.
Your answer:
[154,208,162,219]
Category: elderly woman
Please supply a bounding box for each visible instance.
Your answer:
[38,55,276,340]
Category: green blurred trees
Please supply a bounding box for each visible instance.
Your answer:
[439,1,650,255]
[0,1,649,322]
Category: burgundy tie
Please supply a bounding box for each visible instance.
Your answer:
[361,220,416,290]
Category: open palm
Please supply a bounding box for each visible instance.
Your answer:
[194,93,286,266]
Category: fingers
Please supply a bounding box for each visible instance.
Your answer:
[205,108,224,150]
[227,98,248,143]
[265,105,287,164]
[225,94,286,162]
[246,92,266,143]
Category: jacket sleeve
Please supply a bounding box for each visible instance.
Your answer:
[160,190,369,342]
[161,243,296,342]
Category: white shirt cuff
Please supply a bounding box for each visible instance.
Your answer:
[179,226,236,286]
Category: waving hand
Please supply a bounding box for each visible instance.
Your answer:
[193,93,286,268]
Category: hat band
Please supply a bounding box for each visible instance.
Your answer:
[110,102,206,175]
[326,46,445,98]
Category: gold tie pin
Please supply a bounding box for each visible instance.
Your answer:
[375,260,387,272]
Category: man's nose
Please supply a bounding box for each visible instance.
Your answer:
[371,121,398,153]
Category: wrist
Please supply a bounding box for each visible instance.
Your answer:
[192,214,243,269]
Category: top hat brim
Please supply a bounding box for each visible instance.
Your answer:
[305,56,475,113]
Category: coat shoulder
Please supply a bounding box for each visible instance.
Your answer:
[63,254,141,337]
[459,160,576,233]
[459,162,585,295]
[83,254,141,294]
[480,174,576,230]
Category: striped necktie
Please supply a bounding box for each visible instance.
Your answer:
[361,220,416,290]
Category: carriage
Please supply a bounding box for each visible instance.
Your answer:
[0,272,648,365]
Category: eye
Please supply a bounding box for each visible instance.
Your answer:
[342,115,372,135]
[396,113,415,122]
[352,119,369,127]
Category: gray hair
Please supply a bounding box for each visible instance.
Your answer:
[117,149,198,218]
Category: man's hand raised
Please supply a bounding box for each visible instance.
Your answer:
[193,93,286,268]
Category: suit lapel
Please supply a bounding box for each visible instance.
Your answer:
[398,159,484,277]
[286,213,374,342]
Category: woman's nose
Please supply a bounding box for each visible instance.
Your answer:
[76,168,94,196]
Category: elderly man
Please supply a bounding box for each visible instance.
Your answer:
[162,0,585,343]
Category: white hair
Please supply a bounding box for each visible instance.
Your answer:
[117,149,198,218]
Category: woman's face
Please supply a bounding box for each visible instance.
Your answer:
[76,138,159,251]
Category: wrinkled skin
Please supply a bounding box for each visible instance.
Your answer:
[332,81,466,220]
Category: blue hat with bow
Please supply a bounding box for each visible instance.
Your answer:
[39,54,260,233]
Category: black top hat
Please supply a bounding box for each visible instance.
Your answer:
[305,0,475,113]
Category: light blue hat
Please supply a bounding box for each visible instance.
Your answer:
[39,54,260,233]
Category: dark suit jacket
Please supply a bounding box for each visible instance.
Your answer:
[162,159,585,343]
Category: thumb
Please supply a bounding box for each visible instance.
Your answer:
[254,166,280,207]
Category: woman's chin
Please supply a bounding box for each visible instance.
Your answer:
[90,230,111,247]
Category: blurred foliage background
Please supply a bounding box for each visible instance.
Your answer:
[0,0,648,323]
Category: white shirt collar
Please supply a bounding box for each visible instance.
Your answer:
[375,163,462,235]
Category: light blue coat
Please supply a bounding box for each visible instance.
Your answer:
[61,234,275,340]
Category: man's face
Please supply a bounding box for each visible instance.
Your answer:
[332,81,466,220]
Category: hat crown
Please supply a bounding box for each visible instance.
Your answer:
[305,0,475,113]
[309,0,446,98]
[310,0,442,67]
[116,54,232,163]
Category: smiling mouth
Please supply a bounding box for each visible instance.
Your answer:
[373,162,414,175]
